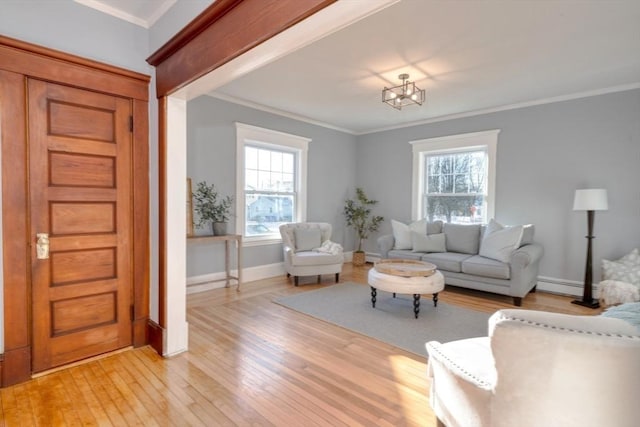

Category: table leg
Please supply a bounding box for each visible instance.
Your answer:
[225,240,230,287]
[413,294,421,319]
[370,287,377,308]
[236,235,242,291]
[432,292,439,307]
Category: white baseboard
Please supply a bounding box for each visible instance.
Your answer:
[187,262,286,294]
[536,276,600,298]
[188,260,593,299]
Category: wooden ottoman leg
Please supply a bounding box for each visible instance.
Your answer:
[413,294,421,319]
[432,292,439,307]
[370,287,377,308]
[335,273,339,283]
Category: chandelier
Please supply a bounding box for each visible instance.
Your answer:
[382,73,425,110]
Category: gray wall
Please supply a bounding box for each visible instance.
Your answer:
[186,96,358,277]
[356,89,640,284]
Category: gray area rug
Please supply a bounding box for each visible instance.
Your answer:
[274,282,492,358]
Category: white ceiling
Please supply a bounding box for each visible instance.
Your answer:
[84,0,640,135]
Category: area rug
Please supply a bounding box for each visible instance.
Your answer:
[274,282,492,358]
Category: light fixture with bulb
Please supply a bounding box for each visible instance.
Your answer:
[382,73,425,110]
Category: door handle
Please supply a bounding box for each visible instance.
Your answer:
[36,233,50,259]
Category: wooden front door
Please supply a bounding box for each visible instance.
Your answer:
[29,79,133,373]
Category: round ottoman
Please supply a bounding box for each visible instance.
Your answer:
[368,262,444,318]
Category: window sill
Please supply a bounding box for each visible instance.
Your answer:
[242,236,282,247]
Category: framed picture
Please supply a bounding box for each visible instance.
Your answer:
[186,178,194,236]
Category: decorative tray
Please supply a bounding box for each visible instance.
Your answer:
[374,259,437,277]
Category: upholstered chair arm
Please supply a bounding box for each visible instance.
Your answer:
[426,341,495,390]
[377,234,395,259]
[488,309,640,427]
[509,243,544,298]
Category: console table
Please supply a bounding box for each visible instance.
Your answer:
[187,234,242,290]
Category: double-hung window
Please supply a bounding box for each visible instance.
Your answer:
[236,123,309,245]
[411,130,499,224]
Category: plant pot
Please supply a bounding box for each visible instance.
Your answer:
[212,222,227,236]
[352,251,366,266]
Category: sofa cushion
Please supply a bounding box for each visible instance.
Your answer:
[479,219,524,263]
[520,224,535,246]
[421,252,474,273]
[462,255,511,280]
[290,251,343,266]
[392,219,425,249]
[427,220,444,235]
[412,232,446,253]
[444,223,482,254]
[387,249,423,261]
[295,228,322,252]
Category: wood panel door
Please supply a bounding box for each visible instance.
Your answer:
[29,79,133,373]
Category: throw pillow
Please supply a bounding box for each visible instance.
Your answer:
[602,259,640,286]
[294,228,322,252]
[479,219,524,263]
[617,248,640,266]
[443,223,482,254]
[411,232,446,253]
[391,219,427,250]
[426,220,444,235]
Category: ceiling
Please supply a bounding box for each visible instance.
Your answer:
[82,0,640,135]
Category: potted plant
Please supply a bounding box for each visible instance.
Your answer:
[343,187,384,266]
[193,181,233,235]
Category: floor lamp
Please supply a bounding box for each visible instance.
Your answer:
[572,188,608,308]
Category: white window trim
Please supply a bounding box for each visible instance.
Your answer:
[410,129,499,222]
[235,122,310,246]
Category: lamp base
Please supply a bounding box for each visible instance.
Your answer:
[571,299,600,309]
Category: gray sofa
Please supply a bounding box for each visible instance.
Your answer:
[377,220,544,306]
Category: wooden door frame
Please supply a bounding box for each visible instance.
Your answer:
[0,36,150,387]
[146,0,336,356]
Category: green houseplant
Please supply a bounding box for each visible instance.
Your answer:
[193,181,233,235]
[343,188,384,265]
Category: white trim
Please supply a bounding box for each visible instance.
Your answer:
[235,123,310,244]
[359,83,640,135]
[187,262,287,294]
[73,0,176,29]
[410,130,499,222]
[164,97,189,356]
[209,93,356,135]
[536,276,603,298]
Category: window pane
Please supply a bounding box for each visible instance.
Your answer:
[271,151,283,172]
[282,152,294,173]
[245,194,294,235]
[245,169,258,190]
[423,149,487,223]
[258,149,271,171]
[245,146,258,170]
[454,174,468,193]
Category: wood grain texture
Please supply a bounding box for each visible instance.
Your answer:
[0,263,603,425]
[148,0,336,96]
[1,37,150,385]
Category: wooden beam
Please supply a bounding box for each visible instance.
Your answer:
[147,0,336,96]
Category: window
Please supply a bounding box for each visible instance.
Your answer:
[236,123,309,245]
[410,130,499,224]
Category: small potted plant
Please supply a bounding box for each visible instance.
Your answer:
[343,187,384,266]
[193,181,233,235]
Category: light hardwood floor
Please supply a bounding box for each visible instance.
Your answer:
[0,263,602,426]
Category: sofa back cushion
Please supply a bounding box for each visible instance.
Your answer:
[391,219,443,250]
[444,223,482,254]
[479,219,524,262]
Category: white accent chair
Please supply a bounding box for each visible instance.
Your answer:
[426,309,640,427]
[279,222,343,286]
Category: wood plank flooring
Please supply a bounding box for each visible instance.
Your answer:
[0,263,602,426]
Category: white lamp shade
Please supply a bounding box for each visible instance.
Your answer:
[573,189,608,211]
